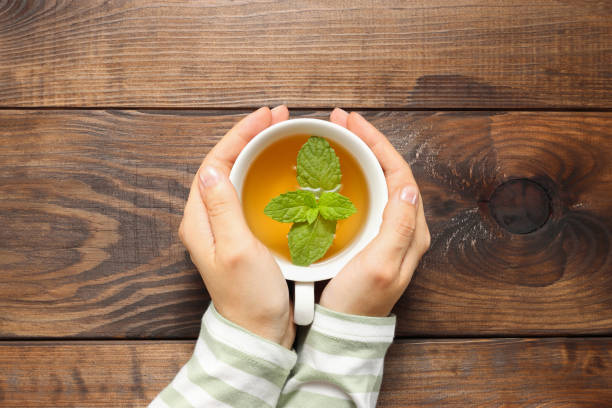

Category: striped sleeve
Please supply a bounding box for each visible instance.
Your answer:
[278,305,396,408]
[149,303,297,408]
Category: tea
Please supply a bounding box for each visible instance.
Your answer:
[242,134,369,263]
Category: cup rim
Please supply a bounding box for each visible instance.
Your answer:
[229,118,388,282]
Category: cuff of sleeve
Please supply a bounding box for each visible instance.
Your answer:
[203,303,297,371]
[312,304,396,343]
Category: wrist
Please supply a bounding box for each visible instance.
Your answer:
[320,293,393,317]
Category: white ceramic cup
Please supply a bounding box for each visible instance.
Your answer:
[229,118,387,325]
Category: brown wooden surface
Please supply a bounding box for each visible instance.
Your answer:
[2,1,610,405]
[1,1,611,109]
[1,338,610,407]
[1,110,610,339]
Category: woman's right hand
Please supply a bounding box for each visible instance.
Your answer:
[319,109,431,317]
[178,106,296,349]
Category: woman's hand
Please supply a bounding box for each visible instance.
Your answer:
[320,109,431,317]
[178,106,295,349]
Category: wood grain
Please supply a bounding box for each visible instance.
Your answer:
[0,338,610,407]
[0,0,610,108]
[378,338,612,407]
[0,341,192,407]
[0,110,610,338]
[373,111,612,336]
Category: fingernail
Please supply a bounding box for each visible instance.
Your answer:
[271,104,286,112]
[253,106,269,115]
[400,185,419,205]
[332,107,348,115]
[352,111,365,120]
[199,166,220,189]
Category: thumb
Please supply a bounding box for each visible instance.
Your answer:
[372,184,420,262]
[198,165,253,247]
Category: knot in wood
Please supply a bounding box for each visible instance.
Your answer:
[489,179,552,234]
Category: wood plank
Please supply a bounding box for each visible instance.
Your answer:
[0,341,192,407]
[379,338,612,407]
[0,110,610,338]
[1,338,611,407]
[0,1,610,108]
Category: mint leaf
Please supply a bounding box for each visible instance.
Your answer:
[318,192,357,221]
[264,190,318,223]
[296,136,341,190]
[288,216,337,266]
[305,207,319,224]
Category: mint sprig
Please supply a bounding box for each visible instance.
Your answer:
[264,136,357,266]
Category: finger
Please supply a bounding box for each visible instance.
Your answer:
[204,107,272,175]
[371,184,420,263]
[271,104,289,124]
[399,196,430,282]
[329,107,349,127]
[198,165,253,248]
[346,111,415,181]
[346,111,418,201]
[181,182,215,267]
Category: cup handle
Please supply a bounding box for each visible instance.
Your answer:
[293,281,315,325]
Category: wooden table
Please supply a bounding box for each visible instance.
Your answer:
[1,1,611,406]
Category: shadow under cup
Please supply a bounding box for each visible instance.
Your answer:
[230,118,387,325]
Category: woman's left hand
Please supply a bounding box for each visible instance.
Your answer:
[319,109,431,317]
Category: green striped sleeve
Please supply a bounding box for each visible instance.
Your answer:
[314,305,397,325]
[186,357,271,408]
[278,390,356,408]
[303,329,391,359]
[149,303,297,408]
[199,320,290,387]
[159,386,193,408]
[290,363,383,393]
[279,304,395,408]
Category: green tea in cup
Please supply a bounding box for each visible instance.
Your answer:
[242,135,369,265]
